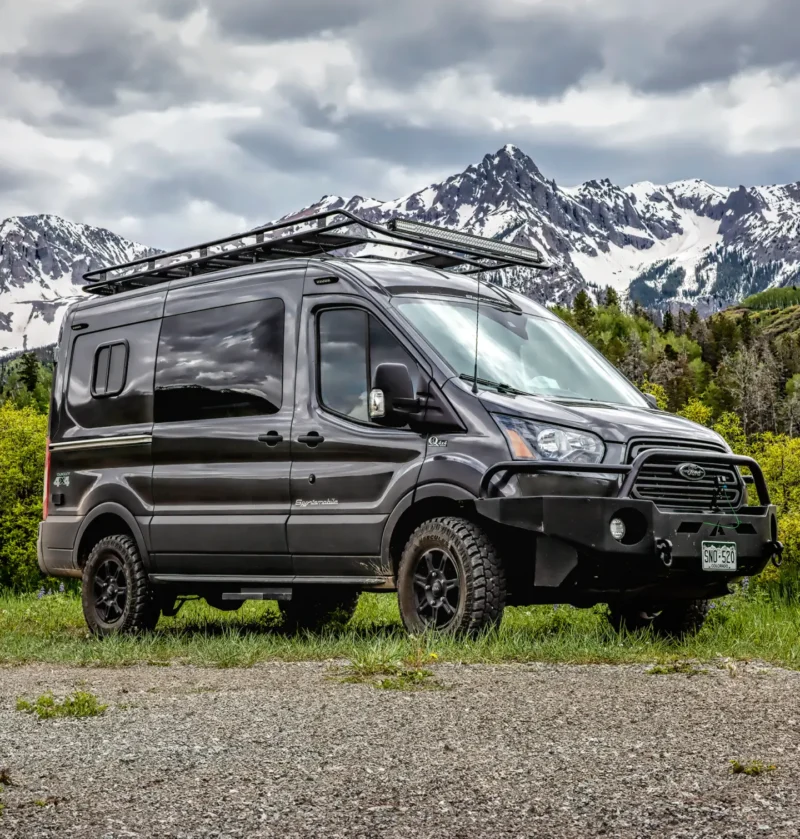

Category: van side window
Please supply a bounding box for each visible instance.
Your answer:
[92,342,128,397]
[318,309,419,424]
[155,298,284,423]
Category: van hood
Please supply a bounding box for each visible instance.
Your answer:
[476,390,724,447]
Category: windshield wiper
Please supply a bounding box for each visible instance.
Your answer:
[458,374,529,396]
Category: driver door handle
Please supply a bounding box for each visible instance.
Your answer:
[258,431,283,447]
[297,431,325,447]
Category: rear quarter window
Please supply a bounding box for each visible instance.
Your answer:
[66,320,160,429]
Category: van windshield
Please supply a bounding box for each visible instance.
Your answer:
[394,296,647,407]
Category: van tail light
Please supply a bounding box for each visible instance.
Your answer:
[42,439,51,520]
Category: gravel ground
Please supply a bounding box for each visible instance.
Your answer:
[1,661,799,839]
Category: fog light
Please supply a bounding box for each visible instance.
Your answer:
[610,518,626,541]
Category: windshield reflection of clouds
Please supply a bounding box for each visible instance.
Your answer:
[396,298,645,407]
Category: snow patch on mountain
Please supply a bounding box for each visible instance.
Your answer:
[0,215,153,353]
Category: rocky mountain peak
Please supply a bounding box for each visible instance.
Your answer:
[3,145,800,352]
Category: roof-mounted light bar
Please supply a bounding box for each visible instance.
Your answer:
[387,217,546,267]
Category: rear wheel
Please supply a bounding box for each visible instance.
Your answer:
[82,535,160,636]
[607,599,710,637]
[279,587,360,633]
[397,517,506,636]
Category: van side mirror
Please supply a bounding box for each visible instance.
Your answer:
[643,392,659,410]
[369,363,419,421]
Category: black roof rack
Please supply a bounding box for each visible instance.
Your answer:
[82,209,548,296]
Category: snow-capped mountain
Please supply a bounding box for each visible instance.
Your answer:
[0,215,153,352]
[291,145,800,310]
[2,144,799,352]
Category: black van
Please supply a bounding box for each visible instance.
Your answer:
[38,211,781,636]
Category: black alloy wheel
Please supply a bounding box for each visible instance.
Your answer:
[93,556,128,624]
[412,547,461,630]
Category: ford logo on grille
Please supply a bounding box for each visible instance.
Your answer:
[677,462,706,481]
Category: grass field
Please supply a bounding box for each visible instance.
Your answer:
[1,588,798,670]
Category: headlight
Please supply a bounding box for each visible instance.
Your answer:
[493,414,605,463]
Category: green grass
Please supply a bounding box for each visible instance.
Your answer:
[0,590,798,670]
[15,691,108,720]
[729,759,778,776]
[646,661,708,676]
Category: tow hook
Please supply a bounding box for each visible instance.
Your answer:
[768,540,784,568]
[655,538,673,568]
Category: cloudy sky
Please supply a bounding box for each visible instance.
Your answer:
[1,0,799,249]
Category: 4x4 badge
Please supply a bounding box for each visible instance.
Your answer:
[428,436,448,448]
[677,462,705,481]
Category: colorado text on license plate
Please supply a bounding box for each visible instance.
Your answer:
[701,541,737,571]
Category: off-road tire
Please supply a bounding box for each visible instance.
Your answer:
[607,599,710,637]
[82,535,161,636]
[279,587,360,633]
[397,516,506,636]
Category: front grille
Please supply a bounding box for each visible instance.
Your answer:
[626,438,743,513]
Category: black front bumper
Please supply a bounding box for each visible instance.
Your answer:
[474,449,780,601]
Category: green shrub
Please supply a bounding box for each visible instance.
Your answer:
[0,404,47,591]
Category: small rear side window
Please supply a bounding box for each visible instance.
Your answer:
[92,342,128,397]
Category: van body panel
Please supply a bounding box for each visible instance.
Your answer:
[148,267,304,575]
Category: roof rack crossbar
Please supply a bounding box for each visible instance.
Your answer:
[82,209,548,295]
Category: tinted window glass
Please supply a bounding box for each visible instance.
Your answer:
[155,298,284,423]
[107,344,127,394]
[318,309,419,423]
[318,309,369,421]
[93,346,110,395]
[92,342,127,397]
[67,321,159,429]
[369,318,420,393]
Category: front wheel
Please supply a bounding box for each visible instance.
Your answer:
[82,535,160,636]
[397,517,506,636]
[607,599,710,637]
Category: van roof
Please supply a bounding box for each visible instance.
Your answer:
[82,210,548,297]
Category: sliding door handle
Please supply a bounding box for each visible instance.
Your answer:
[297,431,325,447]
[258,431,283,447]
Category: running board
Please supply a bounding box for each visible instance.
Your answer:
[149,574,388,586]
[221,588,292,602]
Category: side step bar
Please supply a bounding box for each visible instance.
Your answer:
[221,588,292,602]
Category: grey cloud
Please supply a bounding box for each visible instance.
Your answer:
[205,0,800,98]
[8,3,209,109]
[632,0,800,93]
[234,90,500,170]
[208,0,371,42]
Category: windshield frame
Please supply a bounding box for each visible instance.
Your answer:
[390,292,649,408]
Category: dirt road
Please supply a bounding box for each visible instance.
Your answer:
[1,662,798,838]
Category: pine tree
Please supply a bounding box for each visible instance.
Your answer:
[662,309,675,335]
[604,286,620,308]
[740,311,753,347]
[18,353,40,394]
[573,290,595,335]
[688,308,700,327]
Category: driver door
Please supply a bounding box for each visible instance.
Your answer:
[287,293,429,578]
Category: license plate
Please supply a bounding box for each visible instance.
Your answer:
[701,541,737,572]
